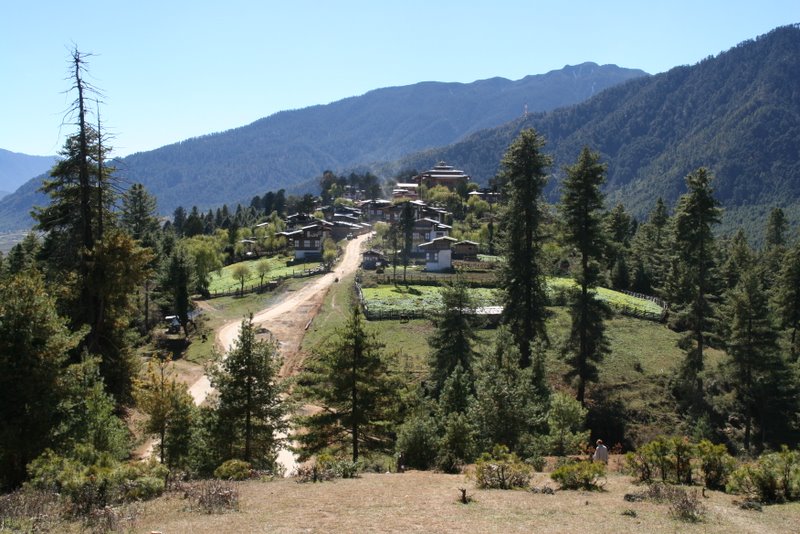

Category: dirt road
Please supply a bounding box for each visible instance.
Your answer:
[185,233,369,472]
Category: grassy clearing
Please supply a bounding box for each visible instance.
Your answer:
[206,255,322,293]
[95,470,800,533]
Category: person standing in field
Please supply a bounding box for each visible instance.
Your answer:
[593,439,609,464]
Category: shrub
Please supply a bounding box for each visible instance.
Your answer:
[213,459,252,481]
[667,488,705,522]
[0,489,61,532]
[25,448,167,515]
[294,454,362,482]
[670,436,694,485]
[626,436,705,484]
[186,480,239,514]
[473,445,531,489]
[550,460,605,490]
[527,455,546,472]
[696,439,735,490]
[727,447,800,503]
[395,415,438,470]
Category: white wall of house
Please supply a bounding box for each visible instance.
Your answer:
[425,248,452,271]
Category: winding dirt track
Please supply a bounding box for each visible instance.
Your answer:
[185,233,369,472]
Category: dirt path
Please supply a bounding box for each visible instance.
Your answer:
[185,233,369,472]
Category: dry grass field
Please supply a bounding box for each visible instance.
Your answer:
[115,468,799,534]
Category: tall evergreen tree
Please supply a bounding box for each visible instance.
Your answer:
[209,316,288,467]
[0,272,82,488]
[121,183,160,241]
[721,270,790,451]
[559,147,610,405]
[667,168,721,414]
[765,207,788,249]
[720,229,753,292]
[469,328,548,454]
[775,241,800,360]
[32,50,148,403]
[428,281,479,398]
[295,306,398,462]
[498,128,551,367]
[164,244,195,336]
[400,201,415,283]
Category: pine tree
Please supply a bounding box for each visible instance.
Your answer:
[775,241,800,360]
[0,272,82,488]
[209,316,288,468]
[667,168,721,414]
[295,306,399,461]
[428,281,479,398]
[400,201,415,283]
[721,270,786,451]
[558,147,610,405]
[498,129,551,367]
[469,328,548,454]
[136,356,196,467]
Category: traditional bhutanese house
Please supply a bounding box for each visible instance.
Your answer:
[361,249,386,270]
[412,218,452,253]
[469,188,501,204]
[420,204,450,223]
[278,219,333,260]
[419,236,457,271]
[331,220,371,240]
[452,240,479,260]
[413,161,470,190]
[360,199,393,221]
[285,212,317,228]
[392,182,420,199]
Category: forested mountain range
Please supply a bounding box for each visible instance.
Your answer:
[390,25,800,237]
[0,62,644,230]
[0,149,56,199]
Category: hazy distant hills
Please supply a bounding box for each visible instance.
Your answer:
[0,149,56,199]
[0,63,645,230]
[393,25,800,235]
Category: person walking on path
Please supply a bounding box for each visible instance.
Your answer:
[593,439,609,464]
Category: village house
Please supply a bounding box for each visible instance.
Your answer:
[361,249,386,270]
[451,240,480,260]
[360,199,393,221]
[412,218,452,253]
[419,236,457,271]
[392,182,420,199]
[278,219,333,260]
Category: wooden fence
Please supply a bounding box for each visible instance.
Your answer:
[356,278,667,324]
[208,266,327,299]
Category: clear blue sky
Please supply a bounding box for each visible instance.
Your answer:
[2,0,798,157]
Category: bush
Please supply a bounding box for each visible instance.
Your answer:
[395,415,438,470]
[213,459,252,481]
[473,445,531,489]
[527,455,546,472]
[625,436,703,484]
[25,448,167,515]
[667,488,705,522]
[550,460,605,490]
[727,447,800,503]
[626,482,705,522]
[294,454,362,482]
[696,439,735,490]
[185,480,239,514]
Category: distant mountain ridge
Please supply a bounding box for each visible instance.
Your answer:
[389,24,800,236]
[0,63,645,230]
[0,149,56,198]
